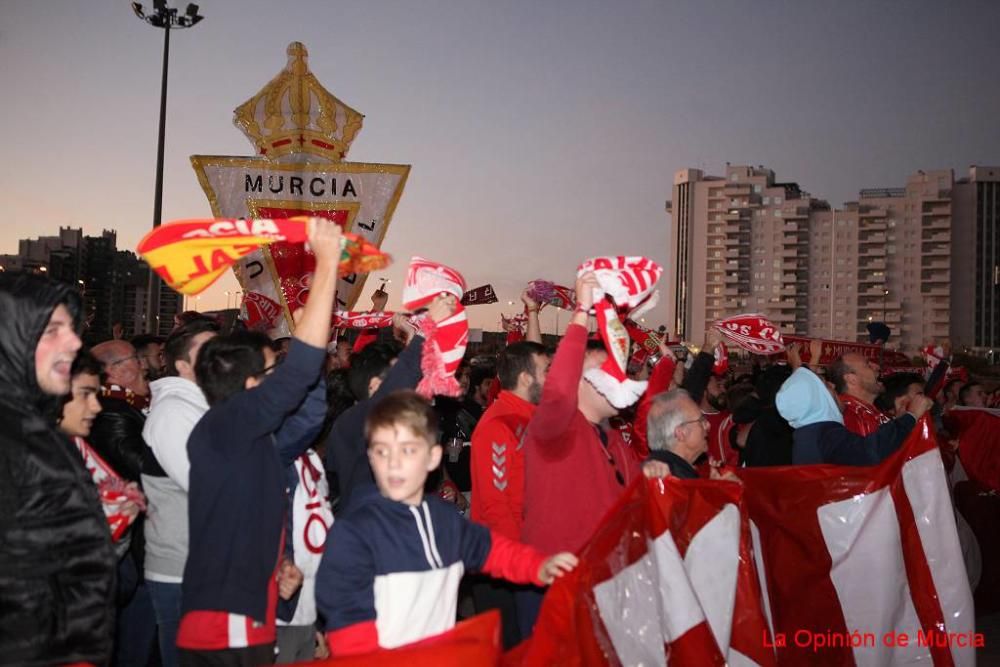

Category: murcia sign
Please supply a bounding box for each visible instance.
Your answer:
[191,42,409,334]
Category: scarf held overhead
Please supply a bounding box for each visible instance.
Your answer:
[576,256,663,409]
[402,257,468,398]
[137,217,390,295]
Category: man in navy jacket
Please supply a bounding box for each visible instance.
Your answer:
[177,220,342,665]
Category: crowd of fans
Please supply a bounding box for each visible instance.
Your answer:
[1,219,994,665]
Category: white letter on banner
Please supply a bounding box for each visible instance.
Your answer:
[817,488,930,665]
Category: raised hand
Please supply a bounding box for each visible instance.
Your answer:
[306,218,343,267]
[426,293,458,324]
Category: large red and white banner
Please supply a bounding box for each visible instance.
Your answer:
[299,420,977,666]
[516,418,975,666]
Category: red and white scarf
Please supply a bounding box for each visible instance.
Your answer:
[402,257,468,398]
[714,314,785,355]
[73,437,145,542]
[576,256,663,409]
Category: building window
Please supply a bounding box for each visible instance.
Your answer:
[763,196,770,205]
[775,210,782,217]
[774,197,783,204]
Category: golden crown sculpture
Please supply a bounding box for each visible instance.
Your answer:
[233,42,364,163]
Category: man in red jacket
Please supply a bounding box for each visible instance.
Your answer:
[517,271,668,636]
[469,340,549,647]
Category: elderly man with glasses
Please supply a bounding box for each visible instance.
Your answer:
[645,388,711,479]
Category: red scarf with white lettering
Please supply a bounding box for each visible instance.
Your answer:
[402,257,468,398]
[714,314,786,355]
[136,217,390,295]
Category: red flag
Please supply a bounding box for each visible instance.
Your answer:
[514,418,976,665]
[296,611,501,666]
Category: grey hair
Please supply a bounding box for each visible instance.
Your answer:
[647,388,693,452]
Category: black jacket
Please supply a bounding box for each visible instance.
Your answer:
[743,408,794,467]
[647,449,700,479]
[0,273,116,665]
[792,414,917,466]
[90,394,147,482]
[325,336,424,512]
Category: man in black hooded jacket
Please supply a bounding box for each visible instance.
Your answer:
[0,272,116,665]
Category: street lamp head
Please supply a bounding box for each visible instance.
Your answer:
[133,1,203,28]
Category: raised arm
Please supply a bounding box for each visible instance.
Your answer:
[526,272,596,449]
[294,219,342,348]
[521,288,543,345]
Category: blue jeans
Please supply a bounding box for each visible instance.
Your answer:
[147,580,183,667]
[114,556,157,666]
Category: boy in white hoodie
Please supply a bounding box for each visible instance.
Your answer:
[140,317,219,667]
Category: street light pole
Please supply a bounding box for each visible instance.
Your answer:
[133,2,204,334]
[882,288,889,321]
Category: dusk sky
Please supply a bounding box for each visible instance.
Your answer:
[2,1,998,333]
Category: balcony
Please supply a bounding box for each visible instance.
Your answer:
[921,204,950,217]
[858,233,887,245]
[725,249,741,259]
[859,206,889,219]
[921,270,949,283]
[920,284,949,296]
[922,259,949,271]
[922,217,949,230]
[921,243,949,257]
[858,258,887,271]
[921,231,950,243]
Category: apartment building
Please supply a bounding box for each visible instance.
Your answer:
[3,227,182,341]
[666,165,993,354]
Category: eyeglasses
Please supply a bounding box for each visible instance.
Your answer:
[679,416,709,429]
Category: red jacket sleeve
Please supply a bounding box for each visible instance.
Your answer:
[470,417,522,540]
[632,356,676,460]
[481,531,547,586]
[327,620,379,657]
[528,324,587,456]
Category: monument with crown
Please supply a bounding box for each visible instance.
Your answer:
[192,42,409,334]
